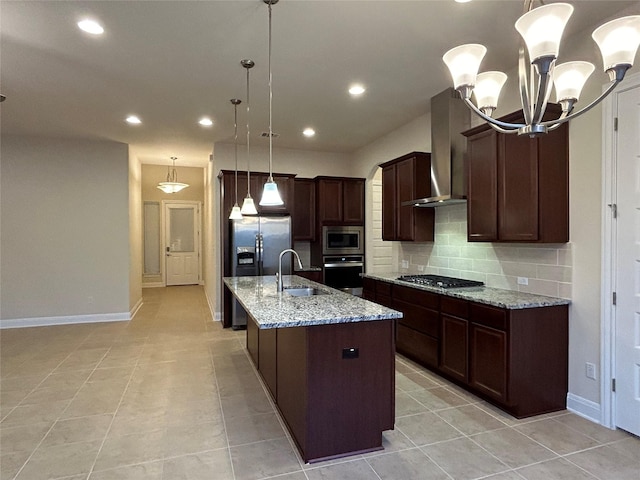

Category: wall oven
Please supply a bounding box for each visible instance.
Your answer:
[322,226,364,255]
[323,255,364,296]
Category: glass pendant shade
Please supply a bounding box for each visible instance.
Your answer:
[157,182,189,194]
[515,3,573,62]
[553,61,595,102]
[473,71,508,110]
[443,44,487,89]
[592,16,640,71]
[229,204,243,220]
[259,179,283,206]
[240,196,258,215]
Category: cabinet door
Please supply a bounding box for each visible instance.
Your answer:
[396,158,416,241]
[254,174,292,214]
[467,130,498,241]
[317,178,343,223]
[293,179,316,241]
[382,165,397,240]
[440,315,468,383]
[342,178,365,224]
[469,323,507,402]
[499,135,539,241]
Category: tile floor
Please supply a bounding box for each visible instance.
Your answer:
[1,285,638,480]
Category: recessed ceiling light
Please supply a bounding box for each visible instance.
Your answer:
[77,19,104,35]
[455,0,472,3]
[349,84,366,96]
[303,128,315,137]
[199,117,213,127]
[126,115,142,124]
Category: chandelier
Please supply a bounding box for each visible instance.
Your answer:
[157,156,189,193]
[442,2,640,136]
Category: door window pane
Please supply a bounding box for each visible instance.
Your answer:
[169,208,194,252]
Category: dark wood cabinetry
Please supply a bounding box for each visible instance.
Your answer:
[316,176,365,225]
[293,178,316,241]
[463,105,569,243]
[362,277,568,418]
[380,152,434,242]
[219,170,295,219]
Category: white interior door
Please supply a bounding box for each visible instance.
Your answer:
[164,202,200,286]
[614,83,640,436]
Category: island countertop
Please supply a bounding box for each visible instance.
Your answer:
[364,272,571,309]
[223,275,402,329]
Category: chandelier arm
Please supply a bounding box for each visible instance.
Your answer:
[463,97,524,131]
[540,78,621,128]
[532,69,553,124]
[518,47,533,126]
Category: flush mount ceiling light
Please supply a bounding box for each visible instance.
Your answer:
[126,115,141,124]
[442,1,640,136]
[157,157,189,194]
[240,59,258,215]
[259,0,284,207]
[348,84,366,96]
[303,128,315,137]
[229,99,243,220]
[77,19,104,35]
[199,117,213,127]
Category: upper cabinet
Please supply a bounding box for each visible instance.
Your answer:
[463,106,569,243]
[316,176,365,225]
[219,170,295,217]
[293,178,316,241]
[380,152,435,242]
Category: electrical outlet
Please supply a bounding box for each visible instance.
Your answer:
[401,260,409,269]
[517,277,529,286]
[417,265,425,272]
[586,362,597,380]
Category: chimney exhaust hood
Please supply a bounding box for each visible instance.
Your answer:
[403,88,470,207]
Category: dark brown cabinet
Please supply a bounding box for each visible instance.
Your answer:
[362,277,569,418]
[380,152,434,242]
[463,105,569,243]
[293,178,316,241]
[316,176,365,225]
[219,170,295,219]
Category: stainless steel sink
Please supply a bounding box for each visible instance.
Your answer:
[284,286,329,297]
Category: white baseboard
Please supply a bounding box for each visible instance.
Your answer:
[204,289,221,322]
[142,282,165,288]
[214,311,221,322]
[0,312,131,329]
[567,393,602,425]
[130,298,143,319]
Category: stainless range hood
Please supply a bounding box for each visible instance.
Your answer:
[403,88,470,207]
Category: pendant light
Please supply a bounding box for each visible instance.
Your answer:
[157,157,189,193]
[259,0,284,206]
[229,99,243,220]
[240,59,258,215]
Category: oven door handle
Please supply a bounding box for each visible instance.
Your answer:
[323,262,364,268]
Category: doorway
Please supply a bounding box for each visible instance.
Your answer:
[603,72,640,437]
[163,201,201,286]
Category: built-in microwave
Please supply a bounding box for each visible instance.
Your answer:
[322,226,364,255]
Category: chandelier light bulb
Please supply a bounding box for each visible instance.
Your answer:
[515,3,574,62]
[592,16,640,72]
[473,71,508,112]
[553,61,595,102]
[443,44,487,91]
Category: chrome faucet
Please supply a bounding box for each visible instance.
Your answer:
[277,249,303,292]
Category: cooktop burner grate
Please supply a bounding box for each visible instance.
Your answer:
[397,274,484,289]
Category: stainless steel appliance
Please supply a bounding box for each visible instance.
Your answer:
[323,255,364,296]
[397,274,484,289]
[322,226,364,255]
[230,216,292,329]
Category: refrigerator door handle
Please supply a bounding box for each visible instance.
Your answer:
[255,234,263,276]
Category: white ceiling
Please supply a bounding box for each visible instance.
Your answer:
[1,0,637,167]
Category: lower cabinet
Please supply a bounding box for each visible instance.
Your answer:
[362,278,568,418]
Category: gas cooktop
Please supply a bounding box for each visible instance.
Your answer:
[397,274,484,289]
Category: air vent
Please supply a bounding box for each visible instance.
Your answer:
[260,132,280,138]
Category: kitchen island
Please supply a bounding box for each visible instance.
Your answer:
[223,275,402,463]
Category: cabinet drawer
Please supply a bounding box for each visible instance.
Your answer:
[441,296,469,318]
[394,299,439,338]
[396,324,438,369]
[470,303,507,330]
[376,281,392,297]
[392,284,439,310]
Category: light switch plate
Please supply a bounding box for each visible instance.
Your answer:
[517,277,529,285]
[401,260,409,269]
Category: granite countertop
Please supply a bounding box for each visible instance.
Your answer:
[223,275,402,329]
[364,272,571,310]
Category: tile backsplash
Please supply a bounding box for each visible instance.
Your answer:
[395,204,572,299]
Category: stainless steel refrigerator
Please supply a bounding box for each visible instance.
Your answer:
[230,216,292,329]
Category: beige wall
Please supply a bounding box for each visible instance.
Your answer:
[128,150,143,314]
[1,136,130,324]
[141,164,205,202]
